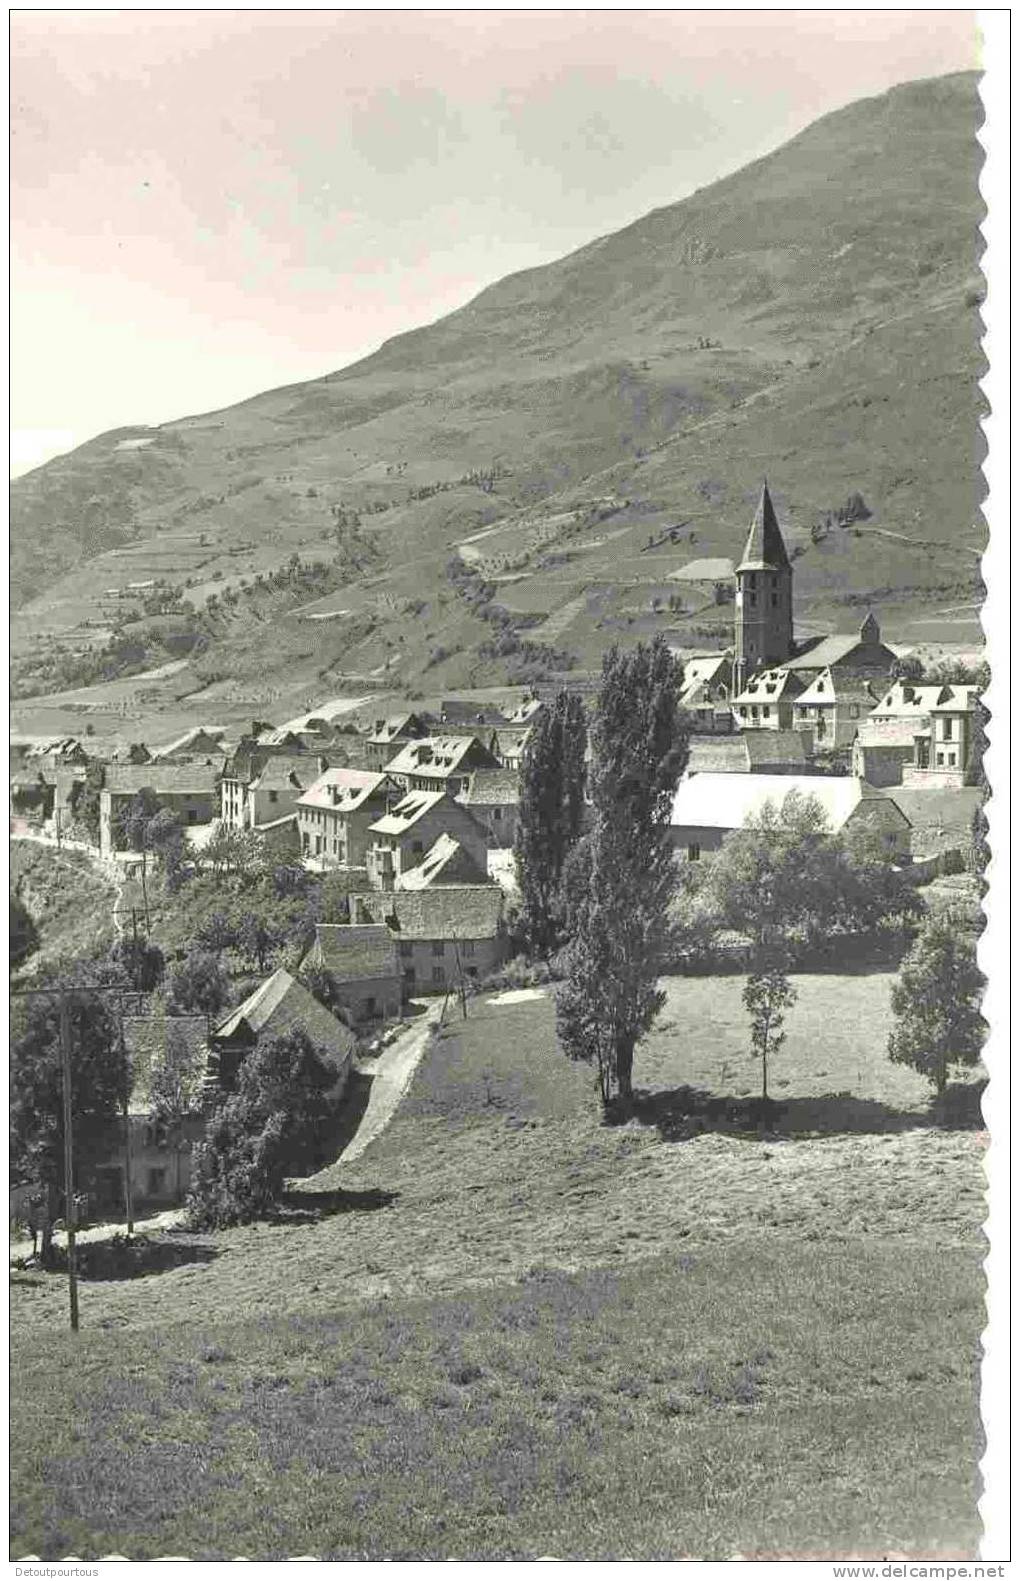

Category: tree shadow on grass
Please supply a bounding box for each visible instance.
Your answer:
[322,1069,374,1160]
[275,1185,400,1223]
[23,1235,222,1282]
[611,1078,986,1142]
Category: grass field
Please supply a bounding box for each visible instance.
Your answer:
[10,974,986,1559]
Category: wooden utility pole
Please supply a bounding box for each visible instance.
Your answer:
[120,1014,135,1238]
[58,993,80,1333]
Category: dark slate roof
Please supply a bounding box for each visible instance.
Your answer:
[311,924,401,982]
[212,967,355,1064]
[462,768,521,806]
[103,764,219,795]
[358,886,504,941]
[884,787,984,831]
[253,754,318,792]
[743,731,811,768]
[736,481,791,573]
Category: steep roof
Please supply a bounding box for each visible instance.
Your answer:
[870,682,945,718]
[369,788,449,834]
[152,726,226,760]
[398,833,489,888]
[743,731,811,769]
[310,924,400,982]
[368,712,425,745]
[103,763,219,796]
[296,767,391,812]
[733,667,805,705]
[884,786,984,831]
[461,768,521,806]
[252,754,318,792]
[384,736,494,778]
[930,685,979,715]
[211,968,354,1064]
[736,481,791,573]
[491,726,533,759]
[671,773,869,833]
[357,886,504,941]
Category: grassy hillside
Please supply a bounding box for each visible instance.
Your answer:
[11,978,985,1557]
[11,72,984,731]
[9,841,118,978]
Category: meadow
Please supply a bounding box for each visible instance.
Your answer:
[10,974,986,1559]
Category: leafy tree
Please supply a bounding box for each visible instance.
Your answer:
[10,895,39,969]
[888,914,985,1098]
[237,910,282,973]
[187,1028,339,1227]
[965,694,990,790]
[514,691,588,955]
[114,788,163,854]
[557,639,689,1104]
[194,910,237,957]
[147,807,186,886]
[109,934,165,991]
[889,653,925,684]
[168,950,230,1018]
[149,1014,206,1199]
[743,963,798,1102]
[10,974,129,1263]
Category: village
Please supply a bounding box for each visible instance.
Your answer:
[9,481,986,1228]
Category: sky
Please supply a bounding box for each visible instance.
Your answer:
[10,9,980,476]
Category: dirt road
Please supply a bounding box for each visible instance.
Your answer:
[339,1003,444,1164]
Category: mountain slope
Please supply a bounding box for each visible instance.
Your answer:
[11,71,984,718]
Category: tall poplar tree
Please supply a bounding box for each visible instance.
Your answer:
[514,691,588,956]
[557,639,689,1103]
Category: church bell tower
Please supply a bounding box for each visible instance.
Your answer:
[732,480,794,695]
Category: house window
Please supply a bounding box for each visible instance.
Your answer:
[399,941,413,958]
[365,995,377,1017]
[688,842,701,862]
[947,752,956,766]
[739,707,748,719]
[187,809,197,823]
[850,704,860,719]
[936,753,944,766]
[771,595,778,607]
[147,1168,167,1197]
[432,941,445,956]
[749,594,757,607]
[431,966,445,985]
[751,706,759,720]
[762,707,770,719]
[816,717,826,737]
[462,940,475,957]
[493,807,502,821]
[268,789,278,804]
[942,719,952,741]
[412,840,423,854]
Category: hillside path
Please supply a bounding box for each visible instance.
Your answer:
[339,1002,444,1165]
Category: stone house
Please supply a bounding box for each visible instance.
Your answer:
[364,713,429,771]
[99,764,220,856]
[303,925,403,1023]
[383,735,499,796]
[207,966,356,1092]
[489,726,534,771]
[851,718,920,787]
[732,667,807,731]
[901,686,978,789]
[365,789,489,889]
[220,752,323,831]
[350,885,507,993]
[784,612,899,687]
[669,772,911,863]
[295,768,397,866]
[396,832,489,888]
[458,768,521,847]
[884,786,985,862]
[791,666,880,751]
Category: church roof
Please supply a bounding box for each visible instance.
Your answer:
[736,481,791,573]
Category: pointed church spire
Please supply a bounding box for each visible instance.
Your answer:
[736,478,791,572]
